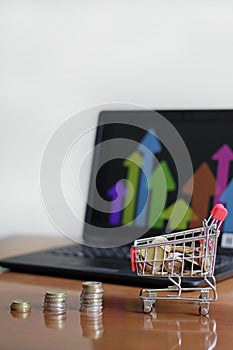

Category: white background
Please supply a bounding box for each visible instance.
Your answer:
[1,0,233,239]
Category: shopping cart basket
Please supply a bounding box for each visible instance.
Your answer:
[130,204,228,315]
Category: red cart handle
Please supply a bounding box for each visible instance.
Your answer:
[211,203,228,222]
[130,248,137,272]
[211,203,224,216]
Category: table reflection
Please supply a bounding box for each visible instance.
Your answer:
[43,312,67,329]
[80,311,104,339]
[143,311,217,350]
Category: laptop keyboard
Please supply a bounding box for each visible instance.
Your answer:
[51,245,131,259]
[51,245,233,269]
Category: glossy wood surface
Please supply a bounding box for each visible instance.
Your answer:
[0,237,233,350]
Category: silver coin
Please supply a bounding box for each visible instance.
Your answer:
[80,296,103,301]
[43,307,66,313]
[82,281,102,288]
[81,300,103,305]
[80,291,103,296]
[80,305,103,309]
[44,297,67,302]
[44,302,66,307]
[45,290,67,296]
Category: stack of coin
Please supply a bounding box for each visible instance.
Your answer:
[10,300,31,318]
[79,281,104,314]
[43,290,67,314]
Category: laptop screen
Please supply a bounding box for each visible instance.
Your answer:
[84,110,233,248]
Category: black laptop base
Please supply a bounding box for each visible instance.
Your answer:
[1,245,232,289]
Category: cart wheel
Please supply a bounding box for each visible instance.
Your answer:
[199,306,209,316]
[143,304,153,314]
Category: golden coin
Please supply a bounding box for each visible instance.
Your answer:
[140,236,170,268]
[152,236,171,252]
[10,300,31,311]
[172,245,194,254]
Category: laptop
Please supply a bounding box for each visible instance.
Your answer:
[1,110,233,287]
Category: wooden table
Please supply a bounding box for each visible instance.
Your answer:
[0,237,233,350]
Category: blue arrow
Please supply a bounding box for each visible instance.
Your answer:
[220,179,233,232]
[135,129,162,226]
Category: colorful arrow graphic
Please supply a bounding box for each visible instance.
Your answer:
[122,151,143,225]
[182,162,216,228]
[135,129,162,227]
[148,160,176,228]
[107,181,126,226]
[220,179,233,232]
[212,144,233,205]
[160,199,198,231]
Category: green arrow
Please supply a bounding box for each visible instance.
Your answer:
[148,161,176,228]
[160,199,198,231]
[122,151,143,225]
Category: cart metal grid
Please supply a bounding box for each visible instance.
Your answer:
[130,204,228,315]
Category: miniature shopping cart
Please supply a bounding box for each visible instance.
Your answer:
[130,204,228,316]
